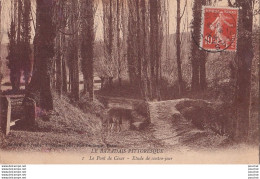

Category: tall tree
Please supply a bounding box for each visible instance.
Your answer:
[55,33,62,96]
[7,0,22,91]
[126,0,163,100]
[140,0,150,100]
[116,0,122,86]
[60,1,68,94]
[102,0,115,83]
[0,0,1,43]
[67,0,79,100]
[25,0,56,111]
[127,0,138,86]
[191,0,207,92]
[7,0,32,91]
[120,0,128,82]
[7,19,20,91]
[149,0,162,100]
[232,0,254,140]
[176,0,187,96]
[16,0,22,87]
[21,0,32,88]
[0,0,1,84]
[80,0,95,101]
[53,0,68,97]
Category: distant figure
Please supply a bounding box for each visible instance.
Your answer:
[107,108,132,132]
[210,11,234,46]
[109,114,122,132]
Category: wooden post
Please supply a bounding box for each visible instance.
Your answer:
[23,97,36,127]
[0,96,11,135]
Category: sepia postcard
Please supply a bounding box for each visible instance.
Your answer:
[0,0,259,164]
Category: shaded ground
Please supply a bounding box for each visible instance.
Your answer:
[102,99,231,152]
[148,99,230,150]
[0,95,104,152]
[96,82,142,100]
[0,95,258,155]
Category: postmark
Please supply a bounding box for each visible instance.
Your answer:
[200,6,239,52]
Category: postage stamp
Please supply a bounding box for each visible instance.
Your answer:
[200,6,239,52]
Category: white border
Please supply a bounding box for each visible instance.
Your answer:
[22,165,253,179]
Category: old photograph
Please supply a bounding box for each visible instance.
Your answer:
[0,0,259,164]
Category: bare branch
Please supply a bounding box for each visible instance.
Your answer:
[180,0,187,19]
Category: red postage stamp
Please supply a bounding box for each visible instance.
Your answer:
[200,6,239,52]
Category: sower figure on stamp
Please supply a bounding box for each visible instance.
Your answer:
[210,11,234,47]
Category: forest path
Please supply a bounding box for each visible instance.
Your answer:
[147,99,192,150]
[147,99,228,150]
[99,96,228,150]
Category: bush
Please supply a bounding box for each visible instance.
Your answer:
[176,99,232,136]
[132,101,149,119]
[76,94,106,117]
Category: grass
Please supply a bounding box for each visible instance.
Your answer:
[0,87,258,152]
[0,94,105,152]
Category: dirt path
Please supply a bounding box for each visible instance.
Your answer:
[148,101,180,146]
[147,99,193,151]
[100,96,229,150]
[147,99,229,151]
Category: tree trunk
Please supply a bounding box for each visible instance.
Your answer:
[61,10,67,94]
[140,0,149,100]
[176,0,183,96]
[127,1,136,86]
[234,0,254,141]
[71,48,79,100]
[120,0,127,88]
[116,0,122,87]
[70,0,79,101]
[22,0,32,89]
[199,58,207,90]
[25,0,56,111]
[191,0,207,92]
[136,0,141,86]
[150,0,160,100]
[150,0,156,99]
[14,0,22,91]
[62,57,67,93]
[0,0,1,85]
[51,57,56,89]
[56,34,62,97]
[108,0,113,80]
[80,0,95,101]
[68,67,72,92]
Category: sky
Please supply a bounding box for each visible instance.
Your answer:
[0,0,258,44]
[1,0,194,44]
